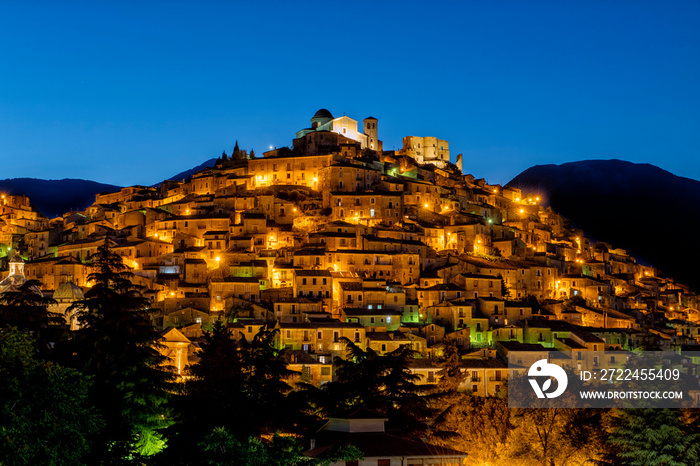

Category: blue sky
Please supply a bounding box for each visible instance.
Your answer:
[1,1,698,186]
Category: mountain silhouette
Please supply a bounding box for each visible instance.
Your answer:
[155,158,218,186]
[508,159,700,290]
[0,158,219,218]
[0,178,122,219]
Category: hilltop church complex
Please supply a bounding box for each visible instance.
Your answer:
[2,108,699,392]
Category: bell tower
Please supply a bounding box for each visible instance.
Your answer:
[363,116,379,151]
[8,252,24,277]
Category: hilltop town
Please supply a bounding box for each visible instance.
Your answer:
[1,108,697,392]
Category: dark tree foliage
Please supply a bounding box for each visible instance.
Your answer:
[607,408,700,465]
[164,322,303,465]
[198,427,362,466]
[437,339,466,392]
[315,339,433,435]
[67,243,174,463]
[0,328,102,465]
[0,279,61,329]
[498,275,511,299]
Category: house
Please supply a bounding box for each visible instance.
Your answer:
[306,409,467,466]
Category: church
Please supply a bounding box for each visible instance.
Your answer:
[292,109,383,155]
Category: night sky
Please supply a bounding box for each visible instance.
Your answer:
[2,1,698,187]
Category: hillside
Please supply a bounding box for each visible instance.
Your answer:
[508,159,700,290]
[153,158,218,186]
[0,178,122,219]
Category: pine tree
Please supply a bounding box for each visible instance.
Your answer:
[165,323,301,464]
[498,275,511,299]
[68,243,174,462]
[437,339,466,392]
[249,148,256,159]
[233,140,241,160]
[322,339,431,435]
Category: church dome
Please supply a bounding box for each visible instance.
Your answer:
[53,281,85,301]
[311,109,334,127]
[313,108,333,120]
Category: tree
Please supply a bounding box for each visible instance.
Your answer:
[68,243,174,462]
[0,279,61,329]
[198,427,362,466]
[607,408,700,465]
[436,339,466,392]
[430,394,513,465]
[164,323,303,464]
[0,328,102,465]
[498,275,511,299]
[509,408,608,466]
[249,148,256,159]
[320,340,432,435]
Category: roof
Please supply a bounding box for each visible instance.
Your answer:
[160,327,192,344]
[366,331,416,342]
[559,338,586,350]
[459,359,508,369]
[408,359,441,369]
[278,322,363,329]
[295,269,332,277]
[329,408,387,420]
[343,308,402,317]
[53,282,84,300]
[307,432,467,459]
[281,350,326,365]
[497,341,548,352]
[312,108,334,120]
[340,282,362,291]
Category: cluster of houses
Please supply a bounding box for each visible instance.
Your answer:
[2,109,698,396]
